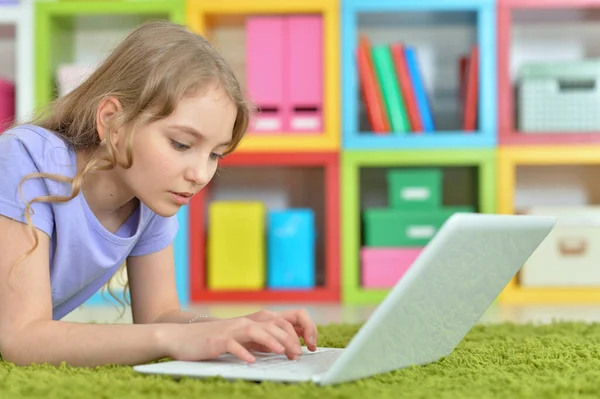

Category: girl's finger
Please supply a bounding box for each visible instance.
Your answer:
[264,322,302,360]
[225,339,256,363]
[245,325,287,355]
[280,309,318,350]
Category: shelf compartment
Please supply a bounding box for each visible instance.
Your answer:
[34,0,185,109]
[188,152,340,303]
[186,0,339,152]
[498,1,600,145]
[498,145,600,304]
[342,0,496,149]
[342,149,496,304]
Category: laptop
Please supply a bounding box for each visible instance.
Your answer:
[133,212,556,385]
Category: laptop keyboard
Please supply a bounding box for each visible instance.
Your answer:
[217,348,343,374]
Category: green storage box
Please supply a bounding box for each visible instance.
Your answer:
[363,206,475,247]
[387,168,442,210]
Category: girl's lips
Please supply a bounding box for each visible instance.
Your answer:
[170,191,192,205]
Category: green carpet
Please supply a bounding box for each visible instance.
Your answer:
[2,321,600,398]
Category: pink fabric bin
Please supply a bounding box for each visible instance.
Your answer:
[361,247,422,288]
[0,79,15,133]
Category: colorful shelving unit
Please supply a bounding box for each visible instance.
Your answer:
[177,0,341,304]
[495,0,600,304]
[0,0,33,125]
[18,0,600,309]
[339,0,498,305]
[341,0,496,149]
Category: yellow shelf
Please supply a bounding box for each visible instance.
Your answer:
[497,145,600,215]
[498,145,600,165]
[500,280,600,304]
[236,131,338,152]
[187,0,336,15]
[497,145,600,304]
[186,0,340,153]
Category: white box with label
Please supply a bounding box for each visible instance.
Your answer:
[520,206,600,287]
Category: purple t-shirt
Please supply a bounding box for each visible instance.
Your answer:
[0,125,179,320]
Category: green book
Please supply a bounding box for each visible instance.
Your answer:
[371,45,411,133]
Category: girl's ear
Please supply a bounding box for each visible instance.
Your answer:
[96,97,123,144]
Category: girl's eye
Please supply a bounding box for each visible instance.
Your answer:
[210,152,224,161]
[170,139,190,151]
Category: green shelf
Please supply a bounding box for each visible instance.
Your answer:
[341,149,497,305]
[34,0,185,110]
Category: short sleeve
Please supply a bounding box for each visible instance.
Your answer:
[129,212,179,257]
[0,130,55,237]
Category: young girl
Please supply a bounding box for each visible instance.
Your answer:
[0,20,318,367]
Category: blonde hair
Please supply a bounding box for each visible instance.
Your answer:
[13,20,251,313]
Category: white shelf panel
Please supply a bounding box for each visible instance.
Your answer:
[0,4,21,25]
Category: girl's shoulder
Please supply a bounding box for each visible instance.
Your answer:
[1,124,70,151]
[0,124,74,175]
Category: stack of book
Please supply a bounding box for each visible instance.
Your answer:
[357,36,479,134]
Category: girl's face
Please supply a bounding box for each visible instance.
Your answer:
[115,84,237,217]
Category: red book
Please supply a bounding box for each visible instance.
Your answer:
[357,36,389,133]
[390,42,422,133]
[463,45,479,131]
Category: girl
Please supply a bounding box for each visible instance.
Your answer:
[0,21,318,367]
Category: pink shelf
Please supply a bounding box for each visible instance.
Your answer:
[498,1,600,145]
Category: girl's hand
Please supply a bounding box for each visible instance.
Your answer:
[241,309,318,352]
[161,316,304,363]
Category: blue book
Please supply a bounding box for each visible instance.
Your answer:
[404,46,435,133]
[267,209,316,289]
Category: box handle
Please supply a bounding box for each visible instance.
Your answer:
[557,237,587,256]
[407,225,436,239]
[557,79,596,92]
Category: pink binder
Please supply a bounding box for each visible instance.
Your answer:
[286,15,322,133]
[245,16,286,134]
[0,79,15,133]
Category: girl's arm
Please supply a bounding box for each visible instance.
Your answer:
[125,245,220,325]
[0,215,305,367]
[0,214,171,367]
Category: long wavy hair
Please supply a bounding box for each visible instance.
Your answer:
[12,20,251,313]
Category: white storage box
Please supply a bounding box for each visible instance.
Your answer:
[520,206,600,287]
[518,60,600,132]
[57,64,95,97]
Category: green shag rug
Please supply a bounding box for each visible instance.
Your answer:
[2,321,600,398]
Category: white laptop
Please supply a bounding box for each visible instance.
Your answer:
[133,212,556,386]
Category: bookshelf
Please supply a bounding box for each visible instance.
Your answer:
[188,152,340,303]
[0,0,33,126]
[186,0,339,153]
[494,0,600,305]
[341,0,496,149]
[180,0,341,304]
[342,149,496,304]
[498,0,600,145]
[497,145,600,304]
[16,0,600,308]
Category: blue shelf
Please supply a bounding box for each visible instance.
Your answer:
[342,0,497,150]
[344,131,495,149]
[344,0,495,12]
